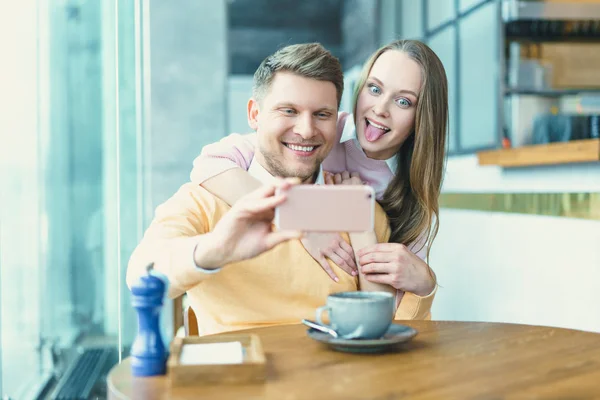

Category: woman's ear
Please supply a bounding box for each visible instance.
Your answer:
[247,98,260,130]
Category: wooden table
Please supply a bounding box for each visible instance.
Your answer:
[108,321,600,399]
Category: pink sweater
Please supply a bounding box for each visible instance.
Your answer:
[190,112,428,259]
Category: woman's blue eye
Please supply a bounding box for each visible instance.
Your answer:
[395,98,411,108]
[368,84,381,95]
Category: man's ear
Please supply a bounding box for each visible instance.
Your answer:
[247,98,260,131]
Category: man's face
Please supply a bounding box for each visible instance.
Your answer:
[248,72,338,182]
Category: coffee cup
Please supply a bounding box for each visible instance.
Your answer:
[315,291,394,339]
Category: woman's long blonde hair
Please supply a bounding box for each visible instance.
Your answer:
[352,40,448,259]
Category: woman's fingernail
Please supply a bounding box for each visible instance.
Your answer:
[334,277,339,282]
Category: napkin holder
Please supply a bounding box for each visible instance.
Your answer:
[167,333,266,385]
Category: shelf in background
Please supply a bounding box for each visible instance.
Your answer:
[503,1,600,22]
[505,88,600,97]
[477,139,600,168]
[505,36,600,44]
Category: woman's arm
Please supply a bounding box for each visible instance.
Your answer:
[190,133,260,207]
[357,242,436,319]
[349,231,397,298]
[201,168,261,207]
[331,171,435,314]
[332,171,397,296]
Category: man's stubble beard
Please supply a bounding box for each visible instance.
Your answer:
[259,146,323,184]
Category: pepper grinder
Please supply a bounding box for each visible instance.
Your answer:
[130,263,167,376]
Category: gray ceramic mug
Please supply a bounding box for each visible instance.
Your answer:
[315,291,394,339]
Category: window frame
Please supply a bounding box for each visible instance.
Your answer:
[397,0,503,155]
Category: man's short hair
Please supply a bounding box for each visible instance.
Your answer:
[252,43,344,108]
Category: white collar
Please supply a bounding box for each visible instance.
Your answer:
[248,156,325,185]
[340,114,397,173]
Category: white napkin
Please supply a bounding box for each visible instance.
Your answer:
[179,342,244,365]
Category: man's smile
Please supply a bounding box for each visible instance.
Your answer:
[282,142,321,156]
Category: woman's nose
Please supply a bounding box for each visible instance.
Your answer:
[372,99,390,118]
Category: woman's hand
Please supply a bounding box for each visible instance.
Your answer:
[301,233,358,282]
[324,171,363,186]
[356,243,436,296]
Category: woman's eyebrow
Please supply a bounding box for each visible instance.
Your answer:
[369,76,418,98]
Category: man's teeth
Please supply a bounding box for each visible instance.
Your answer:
[286,144,315,152]
[367,119,390,132]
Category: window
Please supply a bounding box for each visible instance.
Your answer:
[0,1,150,397]
[460,0,486,13]
[458,1,500,150]
[398,0,500,154]
[427,0,456,31]
[429,26,458,153]
[400,0,424,40]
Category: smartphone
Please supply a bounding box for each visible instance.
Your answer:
[274,185,375,232]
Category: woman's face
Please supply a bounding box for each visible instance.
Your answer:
[355,50,422,160]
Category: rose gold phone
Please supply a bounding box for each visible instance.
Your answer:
[274,185,375,232]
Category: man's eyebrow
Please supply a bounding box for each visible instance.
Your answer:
[274,102,337,113]
[370,76,418,98]
[314,107,337,114]
[273,102,298,109]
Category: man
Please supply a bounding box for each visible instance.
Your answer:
[127,43,431,336]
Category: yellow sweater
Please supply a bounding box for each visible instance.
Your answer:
[127,183,435,335]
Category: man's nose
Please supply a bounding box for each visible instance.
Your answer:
[294,113,316,139]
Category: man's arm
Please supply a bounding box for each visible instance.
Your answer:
[127,180,302,299]
[127,183,221,299]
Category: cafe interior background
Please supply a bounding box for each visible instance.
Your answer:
[1,0,600,398]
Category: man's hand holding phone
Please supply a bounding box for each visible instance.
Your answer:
[193,178,302,269]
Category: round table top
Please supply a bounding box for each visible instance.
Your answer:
[108,320,600,399]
